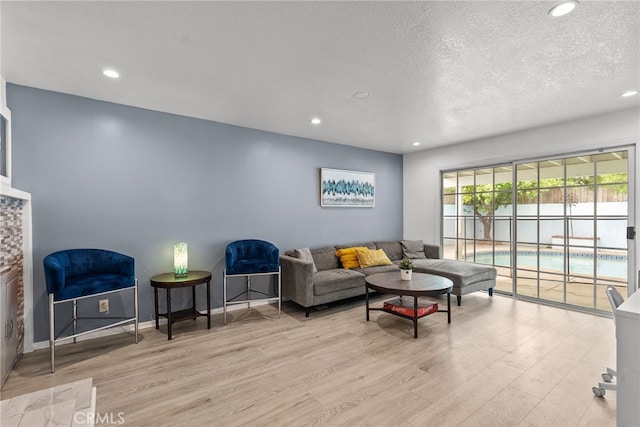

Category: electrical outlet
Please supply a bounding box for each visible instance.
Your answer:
[99,299,109,313]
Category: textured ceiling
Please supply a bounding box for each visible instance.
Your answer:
[1,1,639,154]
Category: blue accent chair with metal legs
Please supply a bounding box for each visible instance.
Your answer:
[44,249,138,372]
[223,239,281,324]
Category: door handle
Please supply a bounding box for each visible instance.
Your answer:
[627,226,636,240]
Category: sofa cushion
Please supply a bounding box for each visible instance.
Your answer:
[356,248,393,268]
[374,241,404,261]
[401,240,427,259]
[336,247,369,269]
[293,247,318,273]
[353,264,400,275]
[313,269,365,296]
[311,246,340,271]
[411,258,497,287]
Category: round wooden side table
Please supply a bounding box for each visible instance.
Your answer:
[150,270,212,340]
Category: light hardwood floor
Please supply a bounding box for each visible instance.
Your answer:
[1,293,617,427]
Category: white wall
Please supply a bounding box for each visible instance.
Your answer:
[404,107,640,292]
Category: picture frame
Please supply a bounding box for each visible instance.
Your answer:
[320,168,375,207]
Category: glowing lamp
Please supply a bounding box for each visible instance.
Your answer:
[173,242,188,278]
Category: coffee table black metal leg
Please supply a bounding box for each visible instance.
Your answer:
[154,287,159,329]
[365,285,370,321]
[413,296,419,338]
[206,279,211,329]
[447,292,451,324]
[167,288,172,340]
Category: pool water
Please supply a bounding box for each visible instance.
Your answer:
[474,251,628,279]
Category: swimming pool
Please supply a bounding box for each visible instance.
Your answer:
[474,251,628,279]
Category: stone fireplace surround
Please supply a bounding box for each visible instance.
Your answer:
[0,186,33,386]
[1,196,24,351]
[1,79,33,386]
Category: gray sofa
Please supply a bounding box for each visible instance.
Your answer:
[281,240,497,316]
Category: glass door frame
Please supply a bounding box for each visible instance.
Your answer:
[626,145,636,297]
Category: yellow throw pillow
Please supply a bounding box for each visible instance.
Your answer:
[335,247,368,269]
[356,248,393,268]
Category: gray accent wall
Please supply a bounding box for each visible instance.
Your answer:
[7,84,403,343]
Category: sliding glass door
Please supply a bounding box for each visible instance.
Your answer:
[442,164,514,293]
[441,148,632,313]
[514,151,629,311]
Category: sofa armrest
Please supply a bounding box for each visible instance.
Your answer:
[280,254,314,308]
[423,244,442,259]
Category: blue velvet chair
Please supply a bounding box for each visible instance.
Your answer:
[44,249,138,372]
[223,239,281,324]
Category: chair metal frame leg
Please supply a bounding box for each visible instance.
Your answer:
[277,267,281,319]
[223,268,281,324]
[247,275,252,310]
[223,270,228,325]
[49,283,139,373]
[134,279,139,343]
[73,300,77,343]
[49,293,55,373]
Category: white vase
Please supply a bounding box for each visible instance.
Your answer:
[401,269,412,281]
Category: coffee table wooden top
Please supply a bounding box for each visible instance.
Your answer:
[365,272,453,297]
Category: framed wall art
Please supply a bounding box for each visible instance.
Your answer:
[320,168,375,207]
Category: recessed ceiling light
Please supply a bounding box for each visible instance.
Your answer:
[353,91,370,99]
[621,90,638,97]
[311,117,322,125]
[103,69,120,79]
[548,1,578,17]
[412,142,421,146]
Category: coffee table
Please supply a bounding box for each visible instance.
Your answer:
[365,271,453,338]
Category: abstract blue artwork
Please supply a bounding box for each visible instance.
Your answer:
[320,168,375,207]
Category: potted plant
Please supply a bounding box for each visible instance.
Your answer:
[399,258,413,280]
